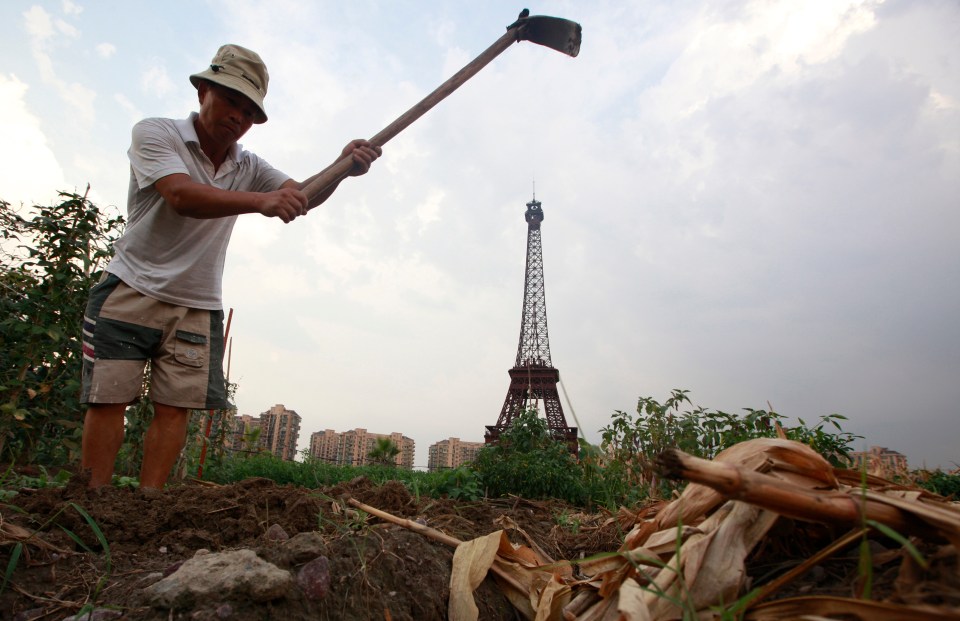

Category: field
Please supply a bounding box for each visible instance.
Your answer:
[2,439,958,621]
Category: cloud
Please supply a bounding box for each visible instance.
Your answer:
[61,0,83,16]
[0,73,66,205]
[96,42,116,58]
[140,60,176,98]
[21,5,96,125]
[7,0,951,469]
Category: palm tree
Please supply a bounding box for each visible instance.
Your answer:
[367,437,400,466]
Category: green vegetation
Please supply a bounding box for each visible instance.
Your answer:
[473,408,586,503]
[912,469,960,498]
[367,437,401,466]
[600,389,863,500]
[0,192,123,464]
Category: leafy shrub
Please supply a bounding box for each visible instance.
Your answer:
[912,470,960,499]
[600,389,862,498]
[431,466,482,501]
[473,408,585,503]
[0,192,123,464]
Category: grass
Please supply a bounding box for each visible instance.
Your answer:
[0,497,113,614]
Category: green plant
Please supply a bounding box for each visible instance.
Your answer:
[0,191,123,464]
[435,466,482,501]
[473,407,585,503]
[553,510,582,534]
[0,500,112,606]
[367,437,400,466]
[1,542,22,595]
[784,413,859,467]
[600,390,862,498]
[912,469,960,498]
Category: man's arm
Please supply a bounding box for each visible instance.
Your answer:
[295,139,382,210]
[154,139,380,220]
[155,173,308,223]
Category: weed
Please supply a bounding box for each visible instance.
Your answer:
[1,542,23,595]
[553,510,582,534]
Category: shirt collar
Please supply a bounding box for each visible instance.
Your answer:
[176,112,242,163]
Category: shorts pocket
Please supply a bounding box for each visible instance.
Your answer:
[173,330,207,368]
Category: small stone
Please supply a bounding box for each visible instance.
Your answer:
[140,571,164,585]
[283,532,326,564]
[194,548,211,557]
[144,549,292,609]
[296,556,331,601]
[163,560,185,577]
[216,603,233,619]
[265,524,289,542]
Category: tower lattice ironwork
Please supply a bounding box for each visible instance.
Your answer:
[485,195,578,453]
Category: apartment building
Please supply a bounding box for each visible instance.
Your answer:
[427,437,484,472]
[308,427,415,469]
[257,404,301,461]
[228,414,262,454]
[309,429,341,464]
[847,446,909,477]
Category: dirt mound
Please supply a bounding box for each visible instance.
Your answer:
[2,455,958,620]
[0,476,601,620]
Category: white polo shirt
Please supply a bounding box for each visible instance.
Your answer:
[107,113,289,310]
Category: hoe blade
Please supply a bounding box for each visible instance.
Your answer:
[518,15,582,57]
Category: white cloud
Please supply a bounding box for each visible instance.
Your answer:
[113,92,141,123]
[96,42,116,58]
[21,5,96,125]
[54,17,79,38]
[22,6,54,40]
[61,0,83,16]
[140,61,175,98]
[4,0,955,469]
[0,74,66,205]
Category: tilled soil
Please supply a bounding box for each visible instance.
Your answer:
[0,474,621,621]
[1,473,957,620]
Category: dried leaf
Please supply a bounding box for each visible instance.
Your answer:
[617,577,652,621]
[745,595,960,620]
[449,530,505,621]
[534,573,571,621]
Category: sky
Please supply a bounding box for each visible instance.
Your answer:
[2,0,958,471]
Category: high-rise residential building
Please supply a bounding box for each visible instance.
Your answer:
[428,437,484,472]
[308,428,415,469]
[847,446,909,477]
[229,414,262,454]
[258,404,301,461]
[309,429,341,464]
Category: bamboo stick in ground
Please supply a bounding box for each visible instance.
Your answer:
[345,496,531,596]
[346,496,461,547]
[655,449,928,538]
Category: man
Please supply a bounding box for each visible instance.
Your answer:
[80,44,381,489]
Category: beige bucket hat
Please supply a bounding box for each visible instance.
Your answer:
[190,44,269,123]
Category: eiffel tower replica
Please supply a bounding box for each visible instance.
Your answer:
[485,194,578,454]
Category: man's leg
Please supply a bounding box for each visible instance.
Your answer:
[81,403,128,487]
[139,402,189,490]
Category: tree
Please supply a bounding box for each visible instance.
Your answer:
[367,437,400,466]
[0,191,124,464]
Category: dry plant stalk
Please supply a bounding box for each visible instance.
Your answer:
[348,439,960,621]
